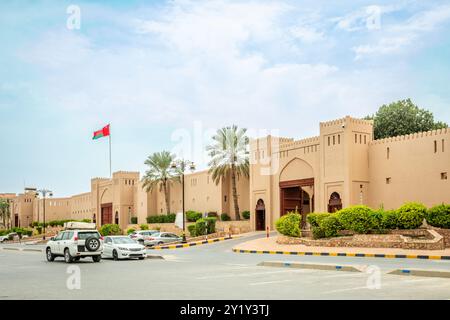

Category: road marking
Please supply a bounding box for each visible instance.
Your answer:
[322,286,371,294]
[249,280,291,286]
[196,269,311,280]
[225,263,250,267]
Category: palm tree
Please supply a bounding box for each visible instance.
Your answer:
[142,151,177,214]
[207,125,249,220]
[0,199,10,229]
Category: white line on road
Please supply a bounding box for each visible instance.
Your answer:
[196,269,310,280]
[249,280,291,286]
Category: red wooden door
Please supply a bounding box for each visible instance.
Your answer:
[101,204,112,225]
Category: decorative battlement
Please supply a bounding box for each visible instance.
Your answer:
[280,136,320,150]
[320,116,373,127]
[113,171,139,175]
[320,117,347,127]
[370,128,449,145]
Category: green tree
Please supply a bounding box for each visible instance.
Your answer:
[366,99,448,139]
[207,125,249,220]
[0,199,10,229]
[142,151,177,214]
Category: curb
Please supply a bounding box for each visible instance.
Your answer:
[258,261,364,272]
[232,249,450,261]
[1,247,44,253]
[388,269,450,278]
[149,236,234,250]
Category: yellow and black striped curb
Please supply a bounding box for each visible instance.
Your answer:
[149,236,234,250]
[232,249,450,261]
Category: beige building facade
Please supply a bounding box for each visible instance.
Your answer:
[249,116,449,231]
[5,116,449,233]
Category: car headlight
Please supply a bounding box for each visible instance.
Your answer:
[118,247,128,251]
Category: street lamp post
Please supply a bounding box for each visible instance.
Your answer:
[171,160,195,243]
[36,189,53,240]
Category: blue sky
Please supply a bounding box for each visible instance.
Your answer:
[1,0,449,196]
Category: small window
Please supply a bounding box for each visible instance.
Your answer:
[355,134,358,143]
[333,136,336,145]
[443,139,445,152]
[359,135,362,144]
[338,135,341,144]
[224,195,227,202]
[434,140,437,153]
[387,147,390,159]
[386,177,391,184]
[328,137,330,146]
[442,172,448,180]
[364,135,367,144]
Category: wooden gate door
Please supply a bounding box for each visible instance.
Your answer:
[101,204,113,225]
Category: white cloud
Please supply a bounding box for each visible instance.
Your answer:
[352,4,450,59]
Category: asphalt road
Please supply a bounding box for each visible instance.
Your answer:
[1,233,450,299]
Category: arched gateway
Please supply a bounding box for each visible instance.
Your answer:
[279,158,314,228]
[255,199,266,231]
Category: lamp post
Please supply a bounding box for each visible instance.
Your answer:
[171,160,195,243]
[36,189,53,240]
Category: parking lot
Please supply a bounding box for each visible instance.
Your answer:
[1,234,450,299]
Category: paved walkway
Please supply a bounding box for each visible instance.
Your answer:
[233,236,450,260]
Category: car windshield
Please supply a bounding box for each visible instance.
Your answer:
[112,237,136,244]
[77,232,100,239]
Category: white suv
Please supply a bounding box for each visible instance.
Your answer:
[45,223,103,263]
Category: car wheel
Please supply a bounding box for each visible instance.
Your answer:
[64,249,73,263]
[112,250,119,261]
[158,241,164,245]
[92,255,101,263]
[73,257,81,262]
[46,248,55,262]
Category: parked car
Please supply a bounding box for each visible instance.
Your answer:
[0,234,9,243]
[102,236,146,260]
[45,222,103,263]
[144,232,182,247]
[129,230,159,244]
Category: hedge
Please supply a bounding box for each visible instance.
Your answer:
[188,217,217,237]
[140,224,149,230]
[336,205,376,234]
[426,204,450,229]
[220,213,231,221]
[275,212,301,237]
[127,228,136,235]
[396,202,426,229]
[146,214,176,224]
[186,211,202,222]
[99,224,122,236]
[130,217,138,224]
[242,211,250,220]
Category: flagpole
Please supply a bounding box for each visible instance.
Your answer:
[109,125,112,178]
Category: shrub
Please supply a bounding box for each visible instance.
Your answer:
[187,224,197,237]
[146,214,175,224]
[195,218,207,236]
[207,212,218,218]
[140,224,149,230]
[31,221,40,228]
[220,213,231,221]
[336,205,376,234]
[426,204,450,228]
[319,215,342,238]
[186,211,202,222]
[205,217,217,234]
[275,212,301,237]
[130,217,138,224]
[242,211,250,220]
[380,210,399,229]
[81,219,91,223]
[99,224,122,236]
[397,202,427,229]
[307,213,330,228]
[127,228,136,235]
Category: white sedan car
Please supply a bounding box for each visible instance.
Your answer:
[102,236,147,260]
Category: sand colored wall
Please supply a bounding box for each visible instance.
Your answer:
[368,128,450,209]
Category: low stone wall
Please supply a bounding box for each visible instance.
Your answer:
[277,229,445,250]
[126,220,251,236]
[430,228,450,248]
